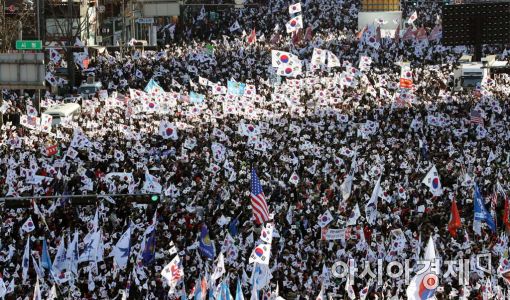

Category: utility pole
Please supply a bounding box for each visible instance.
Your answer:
[1,1,3,50]
[67,0,76,90]
[0,91,3,127]
[121,0,125,58]
[122,0,125,43]
[36,0,40,40]
[18,20,22,40]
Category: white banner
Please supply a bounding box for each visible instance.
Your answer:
[321,228,346,241]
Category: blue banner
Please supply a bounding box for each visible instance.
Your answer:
[199,224,216,259]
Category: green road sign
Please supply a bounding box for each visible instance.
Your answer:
[16,40,43,50]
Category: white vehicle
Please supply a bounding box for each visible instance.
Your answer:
[43,103,81,125]
[79,81,102,99]
[453,55,508,91]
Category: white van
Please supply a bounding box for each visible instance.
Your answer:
[44,103,81,125]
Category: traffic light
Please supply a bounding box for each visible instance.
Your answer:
[125,194,161,204]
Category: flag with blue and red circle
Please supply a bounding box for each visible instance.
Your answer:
[422,165,443,196]
[248,243,271,265]
[277,64,302,77]
[288,3,302,14]
[286,15,303,33]
[271,50,299,67]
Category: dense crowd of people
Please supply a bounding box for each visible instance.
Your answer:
[2,0,510,299]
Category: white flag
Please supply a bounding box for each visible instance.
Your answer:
[249,244,271,265]
[169,241,178,255]
[161,255,184,295]
[39,114,52,133]
[0,273,6,298]
[211,253,226,282]
[31,255,43,278]
[422,165,443,196]
[5,279,14,295]
[462,172,474,187]
[316,284,325,300]
[341,156,357,201]
[260,223,274,244]
[47,285,57,300]
[21,216,36,233]
[78,230,101,263]
[406,237,439,299]
[271,50,300,67]
[289,171,299,185]
[111,226,131,269]
[311,48,327,66]
[359,55,373,71]
[327,51,341,68]
[250,263,272,291]
[277,64,302,77]
[346,276,356,299]
[346,204,361,226]
[66,230,79,275]
[407,11,418,24]
[22,238,30,284]
[359,280,372,300]
[229,21,241,32]
[159,121,178,140]
[88,267,95,291]
[286,15,303,33]
[33,276,42,300]
[66,147,78,159]
[288,3,302,14]
[52,236,67,273]
[142,172,163,194]
[317,210,334,228]
[198,76,210,86]
[487,150,496,164]
[365,176,381,225]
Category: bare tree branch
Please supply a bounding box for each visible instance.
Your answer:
[0,0,36,51]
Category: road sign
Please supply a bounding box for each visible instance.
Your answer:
[136,17,154,24]
[16,40,43,50]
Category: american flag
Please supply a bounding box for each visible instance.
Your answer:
[470,110,484,126]
[250,168,270,225]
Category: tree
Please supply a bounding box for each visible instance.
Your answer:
[0,0,36,52]
[44,0,93,88]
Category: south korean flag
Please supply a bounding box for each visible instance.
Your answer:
[277,65,302,77]
[422,165,443,196]
[289,171,300,185]
[271,50,299,67]
[114,150,125,162]
[288,3,302,14]
[249,244,271,265]
[159,121,178,140]
[286,15,303,33]
[260,223,274,244]
[21,216,35,233]
[317,210,334,228]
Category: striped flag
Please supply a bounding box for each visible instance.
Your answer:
[250,168,270,225]
[490,190,498,229]
[470,110,484,126]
